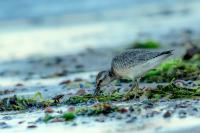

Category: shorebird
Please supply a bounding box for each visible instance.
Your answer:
[94,49,173,96]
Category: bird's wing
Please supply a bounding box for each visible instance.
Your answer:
[111,49,172,70]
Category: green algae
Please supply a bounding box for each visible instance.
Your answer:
[124,83,200,101]
[62,112,76,121]
[66,93,123,105]
[0,95,54,111]
[130,40,161,49]
[43,103,118,122]
[76,103,118,116]
[43,112,76,123]
[142,59,200,82]
[0,93,123,111]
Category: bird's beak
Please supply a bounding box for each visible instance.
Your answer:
[94,85,100,96]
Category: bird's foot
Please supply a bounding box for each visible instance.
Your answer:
[123,86,142,100]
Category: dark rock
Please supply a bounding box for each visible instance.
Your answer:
[183,45,200,60]
[115,115,123,120]
[44,107,54,113]
[15,83,24,87]
[67,106,75,112]
[18,121,25,124]
[27,125,37,128]
[2,116,12,120]
[71,122,77,126]
[126,116,137,123]
[95,117,105,122]
[163,111,172,118]
[129,106,135,112]
[76,89,86,96]
[179,110,187,118]
[50,118,65,123]
[59,80,71,85]
[0,122,11,129]
[118,108,128,113]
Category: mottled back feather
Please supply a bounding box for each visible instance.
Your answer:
[111,49,172,74]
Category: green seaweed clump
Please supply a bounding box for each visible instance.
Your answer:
[43,112,76,123]
[62,112,76,121]
[43,103,117,122]
[142,59,199,82]
[76,103,118,116]
[66,93,123,105]
[124,83,200,101]
[0,94,54,111]
[130,40,161,49]
[146,83,200,100]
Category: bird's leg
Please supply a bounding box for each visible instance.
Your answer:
[124,78,141,99]
[129,78,140,92]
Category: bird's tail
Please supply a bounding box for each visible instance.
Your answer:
[160,50,174,55]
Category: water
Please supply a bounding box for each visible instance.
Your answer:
[0,0,200,60]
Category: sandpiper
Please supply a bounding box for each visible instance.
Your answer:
[94,49,173,96]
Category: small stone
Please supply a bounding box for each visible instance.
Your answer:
[119,108,128,113]
[2,116,12,120]
[71,122,77,126]
[75,64,84,69]
[57,110,63,114]
[0,122,11,129]
[67,106,75,112]
[129,106,135,112]
[27,125,37,128]
[18,121,25,124]
[44,107,54,113]
[76,89,86,96]
[59,80,71,85]
[74,78,83,82]
[95,117,105,122]
[126,116,137,123]
[79,84,84,89]
[179,110,187,118]
[116,115,123,120]
[15,83,24,87]
[163,111,172,118]
[87,99,97,105]
[50,118,65,123]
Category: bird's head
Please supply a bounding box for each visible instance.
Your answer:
[94,70,115,96]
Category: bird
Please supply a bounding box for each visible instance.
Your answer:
[94,49,173,96]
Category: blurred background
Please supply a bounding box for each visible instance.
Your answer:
[0,0,200,60]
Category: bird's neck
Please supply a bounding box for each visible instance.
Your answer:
[108,70,116,80]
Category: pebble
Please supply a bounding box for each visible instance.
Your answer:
[119,108,128,113]
[79,84,84,89]
[129,106,135,112]
[0,122,11,129]
[27,125,37,129]
[126,116,137,123]
[18,121,25,124]
[59,80,71,85]
[179,110,187,118]
[71,122,78,126]
[50,118,65,123]
[2,116,12,120]
[44,107,54,113]
[76,89,86,96]
[115,115,123,120]
[15,83,24,87]
[95,117,105,122]
[163,111,172,118]
[67,106,75,112]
